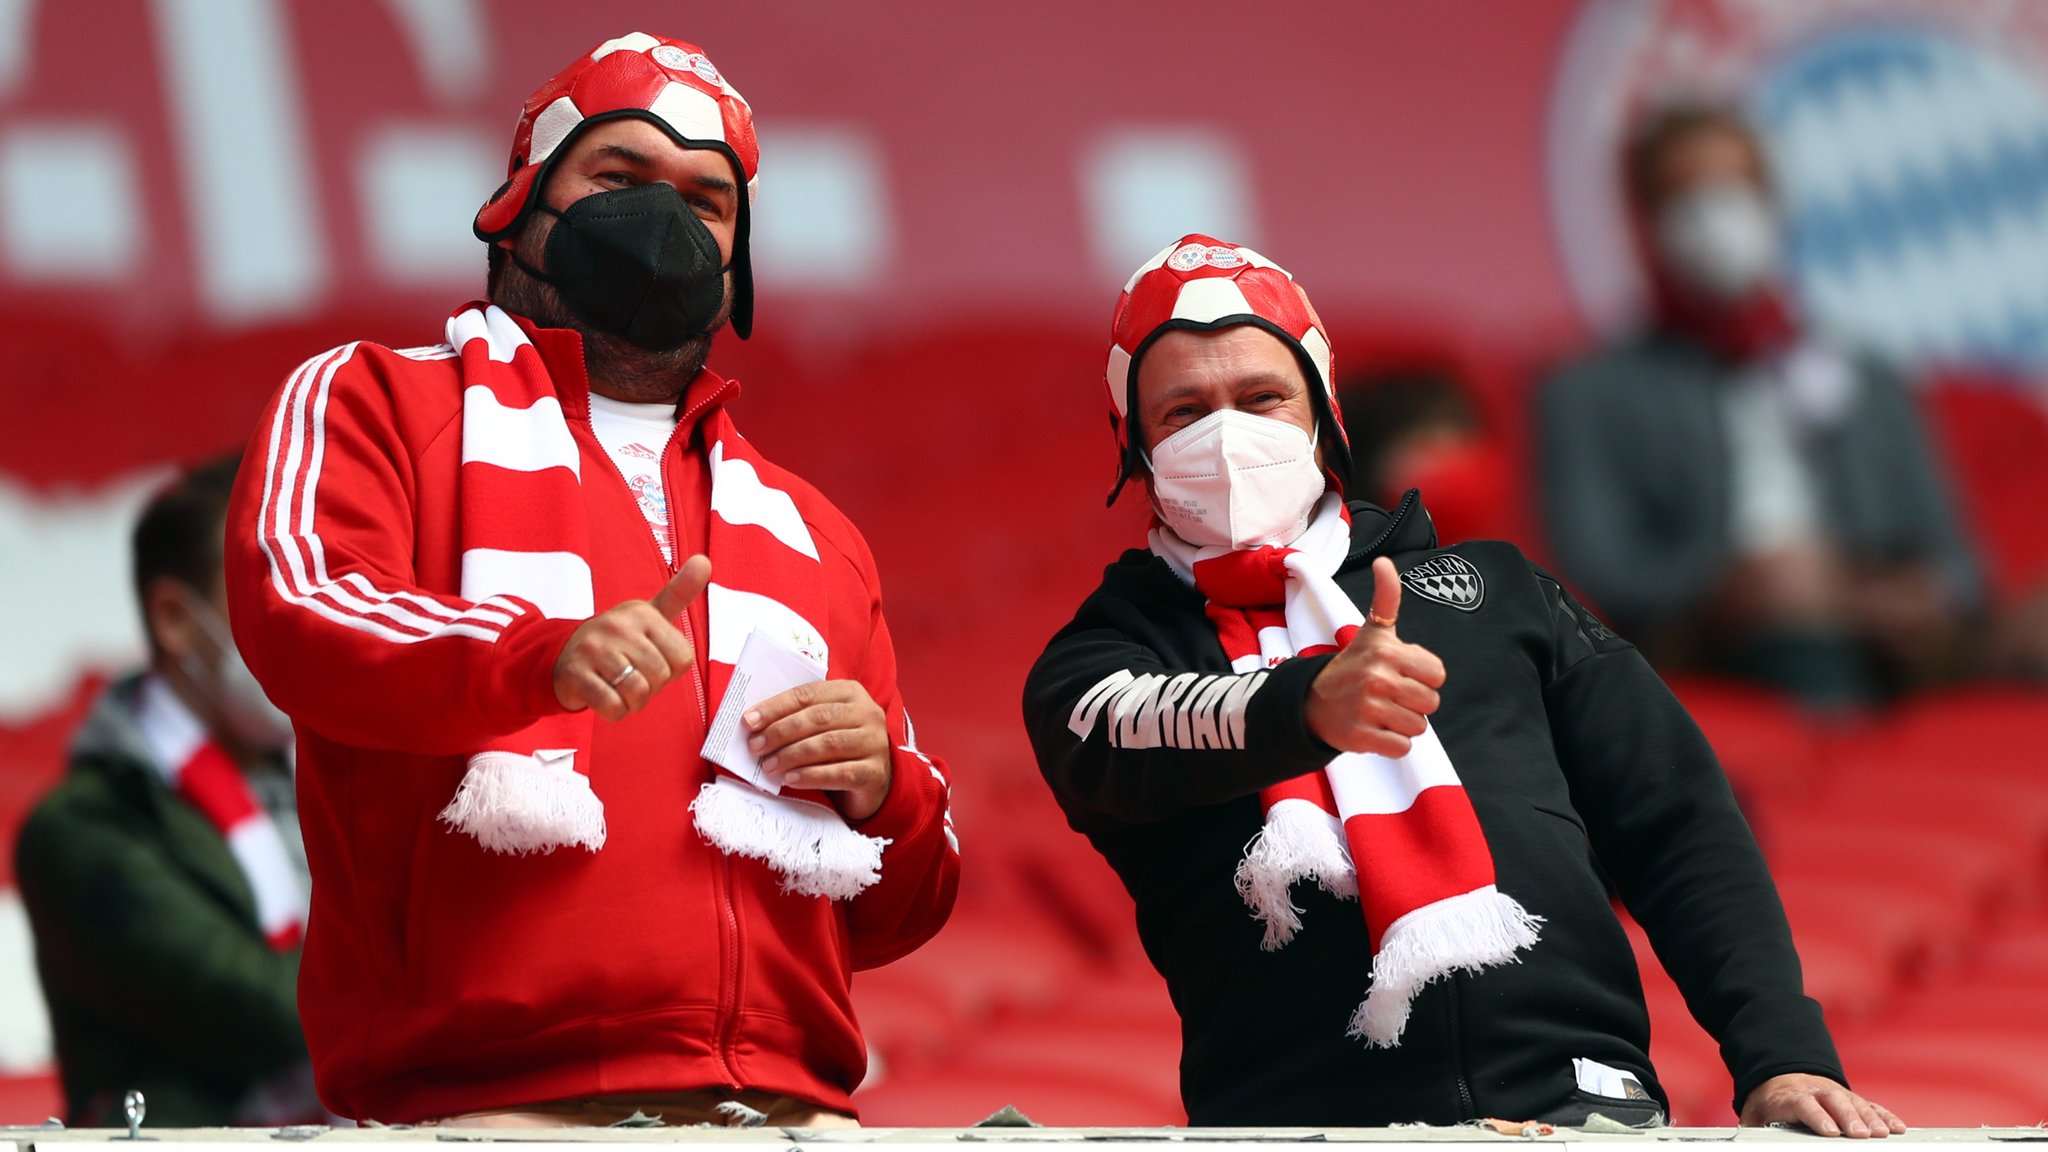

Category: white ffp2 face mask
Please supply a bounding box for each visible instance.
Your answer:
[1145,408,1326,550]
[1654,182,1781,301]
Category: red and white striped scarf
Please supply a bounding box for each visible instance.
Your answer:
[436,304,886,898]
[138,677,305,950]
[1151,493,1540,1046]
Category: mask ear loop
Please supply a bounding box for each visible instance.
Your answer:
[505,203,567,289]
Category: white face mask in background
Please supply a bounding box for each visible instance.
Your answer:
[1654,182,1782,301]
[1145,408,1327,550]
[178,587,296,753]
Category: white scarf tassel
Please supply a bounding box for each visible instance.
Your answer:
[439,749,607,855]
[1347,884,1545,1047]
[1235,798,1358,950]
[690,776,889,900]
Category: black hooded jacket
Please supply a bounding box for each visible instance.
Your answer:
[1022,493,1844,1126]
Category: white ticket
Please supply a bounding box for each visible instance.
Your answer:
[700,628,828,794]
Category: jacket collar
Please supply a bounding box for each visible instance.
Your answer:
[507,310,740,440]
[1345,488,1438,565]
[68,673,263,922]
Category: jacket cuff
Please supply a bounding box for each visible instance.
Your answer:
[1722,992,1846,1114]
[498,614,584,721]
[850,742,944,844]
[1251,651,1342,761]
[1732,1062,1854,1119]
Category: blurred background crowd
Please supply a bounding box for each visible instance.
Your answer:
[5,0,2048,1130]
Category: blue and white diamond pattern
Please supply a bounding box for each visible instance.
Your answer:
[1756,28,2048,368]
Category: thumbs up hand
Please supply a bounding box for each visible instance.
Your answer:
[1303,557,1448,757]
[554,555,713,721]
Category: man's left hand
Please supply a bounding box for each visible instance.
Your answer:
[1740,1073,1905,1138]
[746,681,892,821]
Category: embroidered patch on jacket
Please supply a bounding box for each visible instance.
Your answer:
[1402,554,1484,611]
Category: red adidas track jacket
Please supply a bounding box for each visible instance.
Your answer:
[223,316,958,1123]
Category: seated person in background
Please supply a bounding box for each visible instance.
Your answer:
[1539,103,1980,707]
[15,455,318,1127]
[1024,234,1900,1134]
[1337,366,1509,546]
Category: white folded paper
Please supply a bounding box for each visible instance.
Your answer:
[701,628,828,794]
[1573,1056,1647,1100]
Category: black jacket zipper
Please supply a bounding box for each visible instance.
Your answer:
[1444,977,1477,1120]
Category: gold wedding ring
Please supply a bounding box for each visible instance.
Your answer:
[1366,611,1397,629]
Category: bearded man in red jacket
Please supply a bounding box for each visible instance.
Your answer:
[224,32,959,1127]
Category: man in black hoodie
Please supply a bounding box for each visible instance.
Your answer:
[1022,234,1901,1135]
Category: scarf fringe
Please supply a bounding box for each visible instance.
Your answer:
[1234,801,1358,950]
[439,750,607,855]
[690,776,889,900]
[1347,885,1544,1048]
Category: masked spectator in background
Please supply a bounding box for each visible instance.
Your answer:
[16,455,318,1127]
[1338,367,1510,546]
[1539,104,1980,707]
[222,32,956,1127]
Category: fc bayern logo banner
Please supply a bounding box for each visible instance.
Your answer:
[1548,0,2048,371]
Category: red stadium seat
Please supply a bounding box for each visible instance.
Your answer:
[1884,973,2048,1032]
[1003,844,1147,970]
[1972,917,2048,978]
[852,961,968,1071]
[1654,1042,1732,1127]
[1836,688,2048,790]
[943,1014,1183,1112]
[1771,877,1959,999]
[869,902,1084,1023]
[0,1069,61,1126]
[1829,1067,2045,1128]
[1923,378,2048,607]
[1664,676,1825,810]
[1044,969,1182,1033]
[1799,771,2048,879]
[1764,823,2019,927]
[1837,1025,2048,1103]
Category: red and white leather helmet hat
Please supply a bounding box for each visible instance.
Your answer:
[1104,233,1348,504]
[474,32,761,338]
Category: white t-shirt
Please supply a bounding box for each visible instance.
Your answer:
[1718,343,1855,555]
[588,394,680,565]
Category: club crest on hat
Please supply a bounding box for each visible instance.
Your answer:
[651,44,723,85]
[1167,243,1248,273]
[1402,554,1484,611]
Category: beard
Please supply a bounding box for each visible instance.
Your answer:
[491,221,731,404]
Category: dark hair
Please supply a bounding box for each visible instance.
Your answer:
[1624,102,1769,211]
[132,453,241,616]
[1336,368,1480,500]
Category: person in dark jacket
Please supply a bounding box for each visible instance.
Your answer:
[1023,234,1902,1135]
[15,456,317,1127]
[1540,103,1979,706]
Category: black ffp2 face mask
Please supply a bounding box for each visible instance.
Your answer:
[514,182,729,351]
